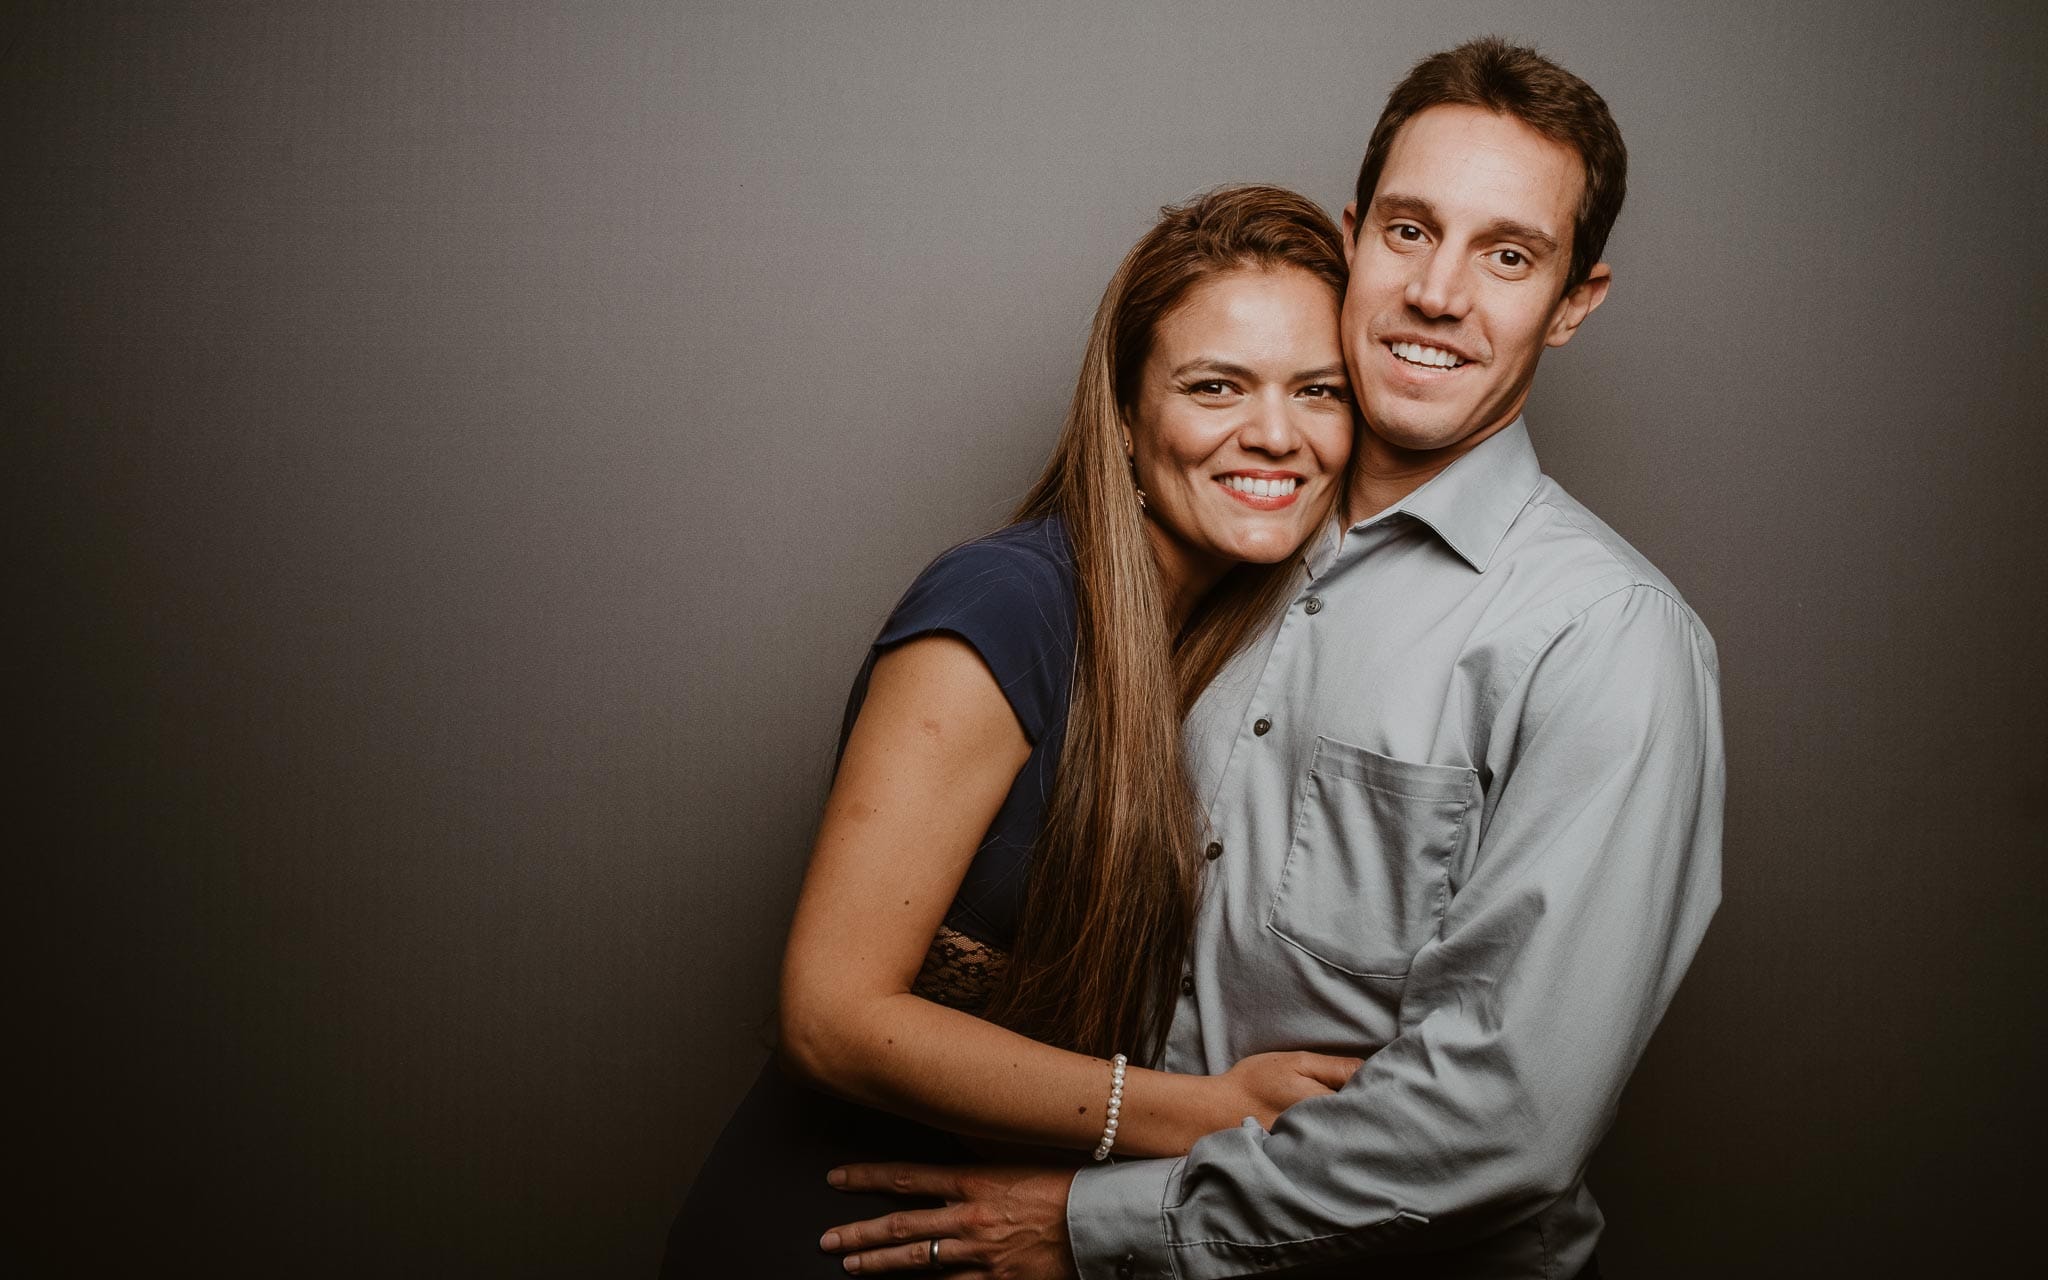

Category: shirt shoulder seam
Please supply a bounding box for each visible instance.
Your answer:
[1516,496,1713,637]
[1505,575,1708,669]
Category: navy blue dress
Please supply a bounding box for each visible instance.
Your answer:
[664,518,1076,1276]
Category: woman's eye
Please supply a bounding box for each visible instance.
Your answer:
[1189,381,1231,396]
[1302,384,1349,401]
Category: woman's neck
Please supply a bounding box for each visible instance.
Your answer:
[1144,522,1228,632]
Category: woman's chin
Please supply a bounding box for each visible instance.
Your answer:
[1218,526,1313,566]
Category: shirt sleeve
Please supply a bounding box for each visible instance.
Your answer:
[871,533,1073,745]
[1068,584,1724,1278]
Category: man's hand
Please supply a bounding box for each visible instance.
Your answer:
[820,1162,1078,1278]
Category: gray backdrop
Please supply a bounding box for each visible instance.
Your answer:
[9,1,2044,1274]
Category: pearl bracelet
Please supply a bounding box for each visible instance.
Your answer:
[1091,1053,1128,1161]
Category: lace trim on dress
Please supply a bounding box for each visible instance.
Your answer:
[910,925,1010,1014]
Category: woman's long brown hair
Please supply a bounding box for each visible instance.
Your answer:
[983,185,1348,1063]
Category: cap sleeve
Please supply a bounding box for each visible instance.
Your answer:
[874,530,1076,745]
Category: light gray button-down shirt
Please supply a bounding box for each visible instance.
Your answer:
[1067,420,1723,1279]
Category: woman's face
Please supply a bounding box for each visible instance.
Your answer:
[1128,266,1353,601]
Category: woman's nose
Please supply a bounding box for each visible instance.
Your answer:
[1237,393,1301,455]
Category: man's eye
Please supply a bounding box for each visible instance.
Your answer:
[1302,384,1350,401]
[1393,224,1424,242]
[1498,249,1525,267]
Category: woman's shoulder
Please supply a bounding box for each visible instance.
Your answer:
[936,514,1072,575]
[893,516,1075,623]
[874,517,1078,742]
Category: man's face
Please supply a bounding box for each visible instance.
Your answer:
[1341,104,1609,473]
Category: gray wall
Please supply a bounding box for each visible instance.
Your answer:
[9,1,2043,1274]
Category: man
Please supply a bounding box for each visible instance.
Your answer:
[820,37,1722,1279]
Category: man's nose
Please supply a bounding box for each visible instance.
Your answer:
[1404,246,1469,320]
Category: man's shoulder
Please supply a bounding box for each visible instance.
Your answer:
[1497,475,1716,658]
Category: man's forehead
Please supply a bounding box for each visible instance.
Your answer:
[1374,104,1582,238]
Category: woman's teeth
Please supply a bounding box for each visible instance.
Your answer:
[1390,340,1466,368]
[1221,476,1300,498]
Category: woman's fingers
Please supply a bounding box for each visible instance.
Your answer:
[1298,1052,1365,1091]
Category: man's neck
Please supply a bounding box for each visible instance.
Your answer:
[1344,413,1517,524]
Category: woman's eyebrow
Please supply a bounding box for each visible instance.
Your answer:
[1168,359,1257,380]
[1170,360,1347,382]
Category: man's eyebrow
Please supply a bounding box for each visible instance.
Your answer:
[1372,192,1563,255]
[1371,192,1438,225]
[1292,363,1349,383]
[1480,218,1562,256]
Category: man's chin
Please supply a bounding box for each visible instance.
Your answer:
[1358,397,1518,460]
[1361,417,1471,457]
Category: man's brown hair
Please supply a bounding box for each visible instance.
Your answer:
[1353,36,1627,293]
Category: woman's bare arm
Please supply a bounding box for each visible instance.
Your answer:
[776,635,1355,1157]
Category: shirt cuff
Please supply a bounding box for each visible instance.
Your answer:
[1067,1155,1179,1280]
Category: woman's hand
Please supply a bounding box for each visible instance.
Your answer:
[1110,1051,1368,1157]
[1204,1050,1363,1131]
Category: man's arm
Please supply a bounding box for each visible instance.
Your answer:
[1063,584,1723,1277]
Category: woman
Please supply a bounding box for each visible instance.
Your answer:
[666,185,1358,1275]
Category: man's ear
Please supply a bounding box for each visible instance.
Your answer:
[1341,202,1360,267]
[1546,262,1611,348]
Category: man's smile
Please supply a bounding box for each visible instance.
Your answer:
[1386,339,1471,369]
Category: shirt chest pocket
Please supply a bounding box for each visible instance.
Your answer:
[1266,737,1478,979]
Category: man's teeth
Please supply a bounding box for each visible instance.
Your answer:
[1221,476,1300,498]
[1390,341,1466,368]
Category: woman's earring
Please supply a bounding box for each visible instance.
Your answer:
[1124,439,1148,510]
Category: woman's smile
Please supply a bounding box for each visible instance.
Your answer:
[1216,471,1307,508]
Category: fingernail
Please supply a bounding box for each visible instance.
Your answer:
[827,1167,846,1188]
[819,1232,840,1251]
[843,1257,861,1274]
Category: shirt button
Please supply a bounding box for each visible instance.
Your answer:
[1253,717,1271,736]
[1204,840,1223,861]
[1304,596,1323,614]
[1180,973,1195,996]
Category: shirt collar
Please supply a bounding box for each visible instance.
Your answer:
[1326,417,1544,574]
